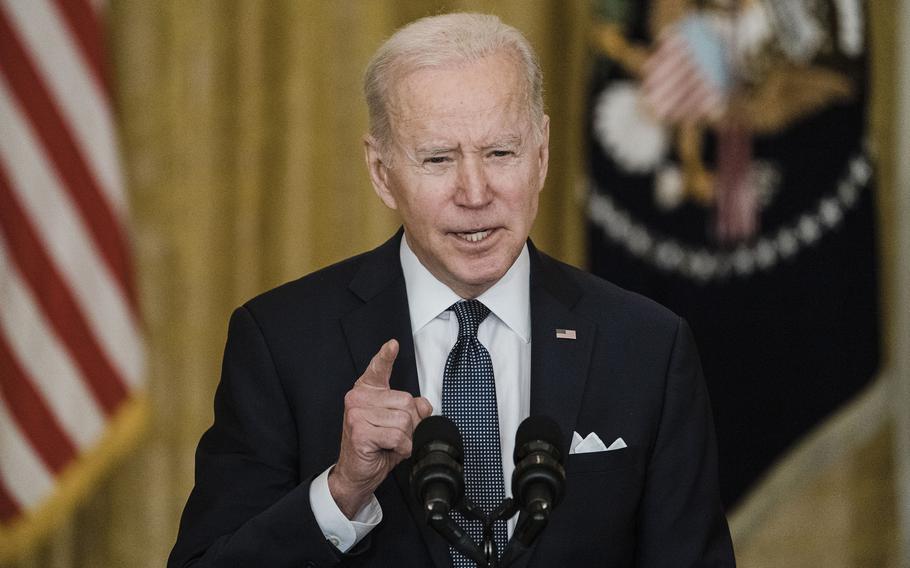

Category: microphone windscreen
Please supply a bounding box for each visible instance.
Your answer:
[514,415,564,461]
[413,415,462,454]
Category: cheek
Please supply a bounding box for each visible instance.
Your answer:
[392,178,444,226]
[401,193,447,235]
[505,179,541,223]
[495,164,541,207]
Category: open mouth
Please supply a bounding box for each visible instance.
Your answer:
[455,229,492,243]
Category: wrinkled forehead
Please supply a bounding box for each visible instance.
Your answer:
[391,92,531,143]
[386,52,532,142]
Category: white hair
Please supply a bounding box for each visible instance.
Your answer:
[364,12,545,153]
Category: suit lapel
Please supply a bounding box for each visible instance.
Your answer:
[340,230,451,568]
[528,243,596,458]
[511,244,596,568]
[341,232,419,399]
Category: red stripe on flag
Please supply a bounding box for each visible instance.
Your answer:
[670,82,720,121]
[647,58,699,103]
[0,164,128,416]
[0,11,137,312]
[51,0,111,99]
[661,74,707,120]
[642,35,688,82]
[647,62,715,121]
[646,54,700,105]
[0,480,21,522]
[0,334,78,474]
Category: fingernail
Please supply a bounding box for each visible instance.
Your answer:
[385,339,398,356]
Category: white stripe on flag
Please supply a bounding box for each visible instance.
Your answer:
[0,0,127,216]
[642,34,689,83]
[0,396,55,510]
[0,236,106,449]
[643,35,688,76]
[0,76,144,389]
[670,81,722,121]
[646,54,702,114]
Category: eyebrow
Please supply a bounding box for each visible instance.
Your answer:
[414,145,458,155]
[410,134,524,157]
[414,134,522,156]
[482,135,522,149]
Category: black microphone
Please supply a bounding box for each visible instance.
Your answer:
[510,415,566,549]
[411,416,486,565]
[411,415,464,519]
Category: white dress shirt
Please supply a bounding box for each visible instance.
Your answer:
[310,235,532,551]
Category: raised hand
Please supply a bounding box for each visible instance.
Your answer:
[329,339,433,518]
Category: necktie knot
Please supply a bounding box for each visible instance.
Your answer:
[450,300,490,340]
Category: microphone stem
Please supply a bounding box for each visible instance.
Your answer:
[483,521,499,568]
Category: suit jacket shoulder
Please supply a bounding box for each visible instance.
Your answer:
[244,237,398,326]
[534,247,680,329]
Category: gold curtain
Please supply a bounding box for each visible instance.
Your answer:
[2,2,901,567]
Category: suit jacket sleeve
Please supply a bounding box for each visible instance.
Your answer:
[168,306,351,567]
[635,318,735,566]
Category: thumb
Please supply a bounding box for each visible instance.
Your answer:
[414,396,433,420]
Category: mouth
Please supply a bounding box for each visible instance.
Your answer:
[455,229,493,243]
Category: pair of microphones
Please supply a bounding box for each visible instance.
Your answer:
[410,415,567,567]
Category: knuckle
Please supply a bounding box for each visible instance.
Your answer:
[391,429,408,447]
[349,424,369,447]
[344,407,362,428]
[395,433,412,455]
[389,390,410,407]
[393,410,412,431]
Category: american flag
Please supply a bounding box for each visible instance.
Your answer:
[641,16,730,124]
[0,0,144,560]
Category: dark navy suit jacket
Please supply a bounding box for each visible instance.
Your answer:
[169,231,735,567]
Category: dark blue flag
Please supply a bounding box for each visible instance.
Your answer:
[586,0,880,506]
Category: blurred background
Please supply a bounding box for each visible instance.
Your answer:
[0,1,907,566]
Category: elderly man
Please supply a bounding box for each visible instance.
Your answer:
[170,12,734,568]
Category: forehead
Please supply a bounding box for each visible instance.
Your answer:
[388,51,530,143]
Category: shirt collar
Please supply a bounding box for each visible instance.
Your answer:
[399,234,531,343]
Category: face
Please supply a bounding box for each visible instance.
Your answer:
[365,50,550,299]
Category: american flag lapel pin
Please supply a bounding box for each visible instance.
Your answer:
[555,329,577,340]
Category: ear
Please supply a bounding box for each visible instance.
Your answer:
[364,135,398,210]
[536,115,550,192]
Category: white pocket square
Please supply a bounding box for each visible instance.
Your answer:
[570,431,627,454]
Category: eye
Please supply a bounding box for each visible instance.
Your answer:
[489,150,514,158]
[424,156,449,165]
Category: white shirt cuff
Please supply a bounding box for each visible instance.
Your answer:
[309,465,382,552]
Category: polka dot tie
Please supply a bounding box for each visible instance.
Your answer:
[442,300,507,567]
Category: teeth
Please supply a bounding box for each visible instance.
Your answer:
[458,230,491,243]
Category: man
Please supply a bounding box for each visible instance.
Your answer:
[170,12,735,567]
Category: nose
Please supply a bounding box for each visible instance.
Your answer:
[455,155,492,208]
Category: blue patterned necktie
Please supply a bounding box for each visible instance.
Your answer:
[442,300,507,566]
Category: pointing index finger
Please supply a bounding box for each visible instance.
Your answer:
[359,339,398,389]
